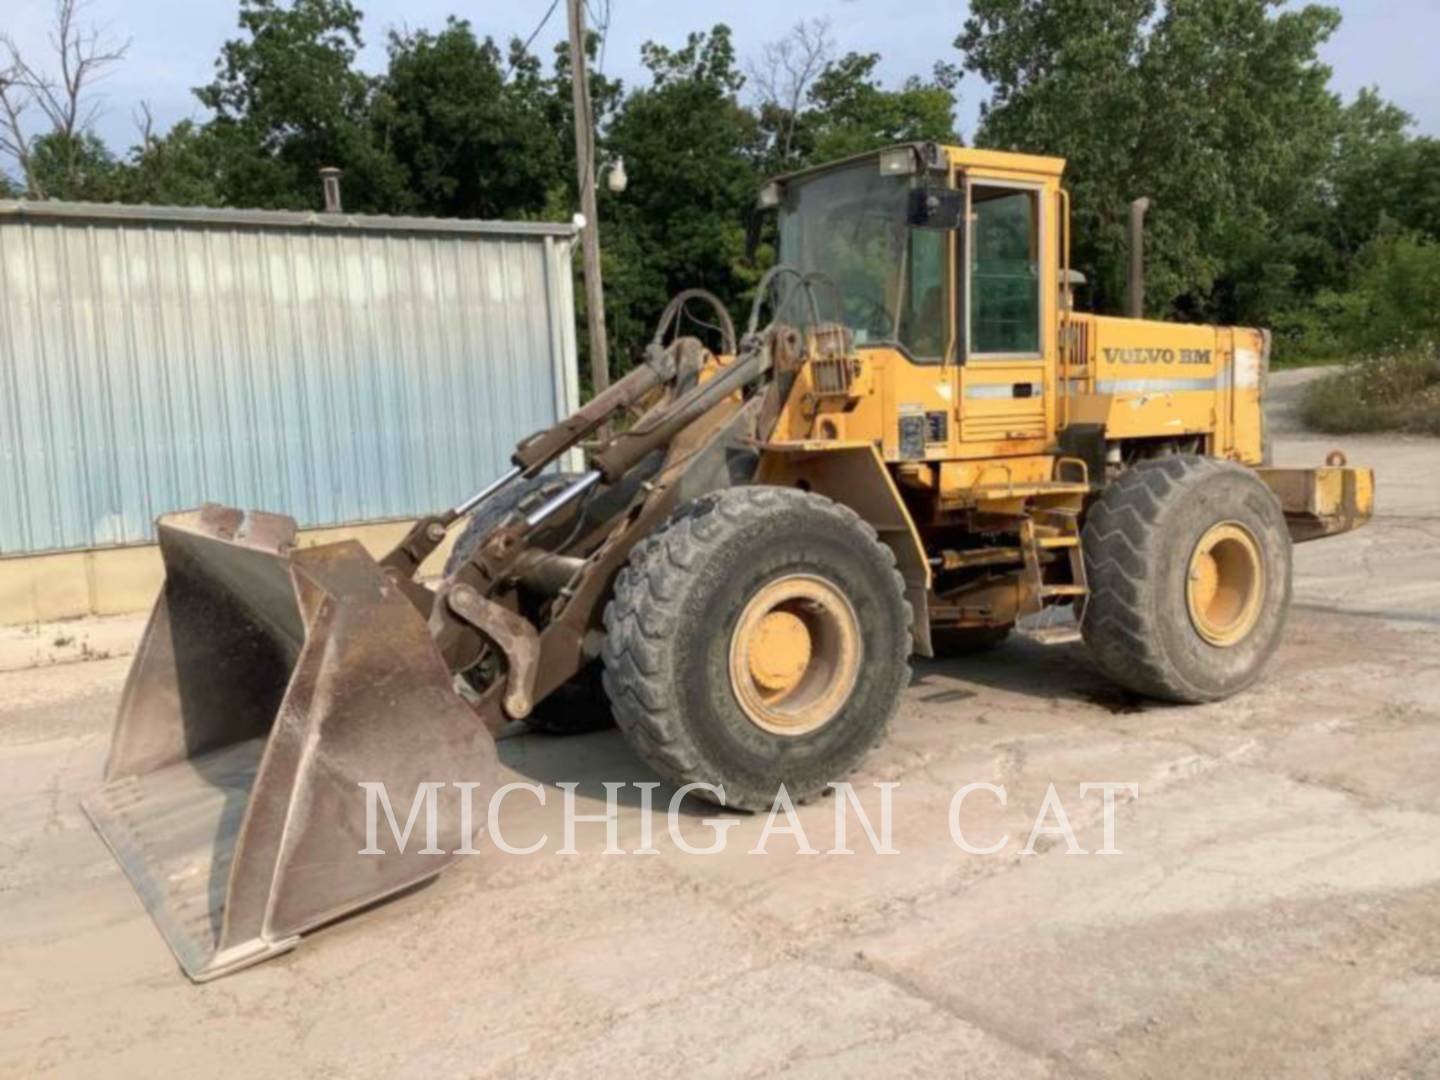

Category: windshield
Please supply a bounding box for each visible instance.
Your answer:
[777,163,948,361]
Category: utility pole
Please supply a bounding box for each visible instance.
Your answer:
[567,0,609,396]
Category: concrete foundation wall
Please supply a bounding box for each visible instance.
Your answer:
[0,520,459,626]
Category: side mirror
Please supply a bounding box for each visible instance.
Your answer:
[908,186,964,231]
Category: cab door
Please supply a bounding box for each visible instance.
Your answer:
[957,179,1052,448]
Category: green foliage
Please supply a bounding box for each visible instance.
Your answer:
[1300,348,1440,435]
[115,122,227,206]
[194,0,402,210]
[797,54,958,164]
[1356,233,1440,349]
[25,132,120,201]
[1325,231,1440,352]
[959,0,1152,307]
[959,0,1440,376]
[960,0,1344,321]
[600,26,761,364]
[1326,90,1440,262]
[375,19,567,220]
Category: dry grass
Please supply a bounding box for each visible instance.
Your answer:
[1300,350,1440,436]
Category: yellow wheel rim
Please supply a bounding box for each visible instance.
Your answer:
[1186,521,1264,647]
[728,574,861,736]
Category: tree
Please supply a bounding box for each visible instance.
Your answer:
[749,18,835,173]
[0,0,128,199]
[601,26,762,365]
[1326,90,1440,260]
[374,19,567,220]
[115,115,225,206]
[1338,230,1440,353]
[797,53,960,165]
[749,23,960,176]
[195,0,401,210]
[25,128,119,200]
[958,0,1342,321]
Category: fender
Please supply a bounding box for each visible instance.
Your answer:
[757,441,934,658]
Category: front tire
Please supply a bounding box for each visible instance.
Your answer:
[602,487,911,811]
[1081,455,1292,703]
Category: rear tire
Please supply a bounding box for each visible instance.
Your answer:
[602,487,911,811]
[1081,455,1292,703]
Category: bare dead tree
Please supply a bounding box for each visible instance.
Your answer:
[0,66,37,194]
[134,99,156,154]
[0,0,129,198]
[748,18,835,169]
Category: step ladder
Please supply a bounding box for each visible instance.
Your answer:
[1017,508,1089,645]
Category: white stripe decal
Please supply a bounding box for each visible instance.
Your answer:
[1094,375,1226,394]
[965,383,1043,399]
[975,370,1250,398]
[1234,347,1262,390]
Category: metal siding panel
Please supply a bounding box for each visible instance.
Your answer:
[270,232,318,524]
[0,223,33,551]
[28,224,68,549]
[324,229,367,524]
[291,231,327,520]
[426,234,462,509]
[169,227,201,503]
[472,237,511,484]
[514,241,552,436]
[58,226,94,547]
[505,240,553,448]
[99,225,150,543]
[0,207,577,554]
[401,235,428,510]
[360,233,391,517]
[81,225,125,544]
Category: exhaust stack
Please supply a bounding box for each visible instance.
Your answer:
[1128,196,1150,319]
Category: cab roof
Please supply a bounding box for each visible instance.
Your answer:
[767,142,1068,188]
[942,145,1067,178]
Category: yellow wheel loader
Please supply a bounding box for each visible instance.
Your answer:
[85,143,1375,980]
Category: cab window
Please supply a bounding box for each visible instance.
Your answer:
[777,162,949,363]
[898,229,947,361]
[969,186,1041,355]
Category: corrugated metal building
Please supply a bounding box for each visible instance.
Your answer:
[0,201,579,556]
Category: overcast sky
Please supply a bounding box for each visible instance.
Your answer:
[5,0,1438,155]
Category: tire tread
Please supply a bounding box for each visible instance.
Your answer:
[1081,455,1286,703]
[601,486,911,806]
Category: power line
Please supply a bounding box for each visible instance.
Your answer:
[509,0,562,76]
[586,0,612,78]
[602,0,612,77]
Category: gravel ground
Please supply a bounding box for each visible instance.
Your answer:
[1,388,1437,1079]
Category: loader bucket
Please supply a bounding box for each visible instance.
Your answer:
[82,505,499,981]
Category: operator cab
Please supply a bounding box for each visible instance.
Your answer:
[754,142,1068,460]
[756,142,1066,369]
